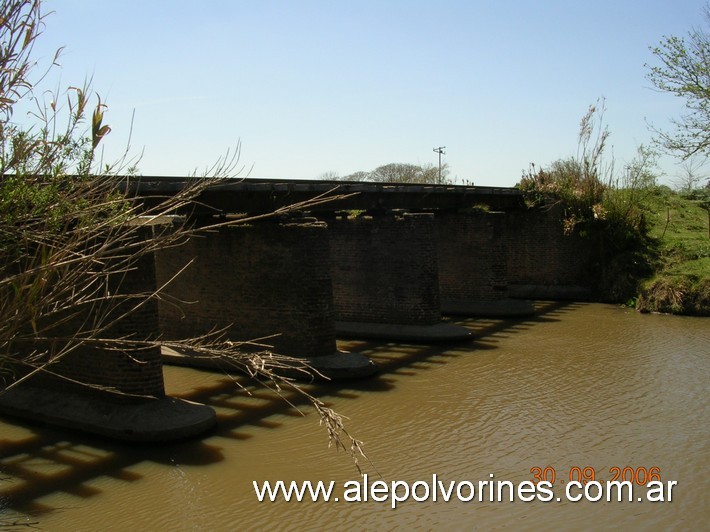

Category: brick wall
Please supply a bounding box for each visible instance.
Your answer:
[505,205,592,296]
[435,210,508,302]
[25,231,166,401]
[155,219,337,358]
[327,213,441,325]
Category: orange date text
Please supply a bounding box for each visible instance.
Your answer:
[530,466,663,485]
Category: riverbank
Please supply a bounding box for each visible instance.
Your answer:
[634,187,709,316]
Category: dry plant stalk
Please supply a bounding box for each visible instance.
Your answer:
[0,175,367,467]
[0,0,368,472]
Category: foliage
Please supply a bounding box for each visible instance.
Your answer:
[518,99,659,301]
[317,170,340,180]
[646,185,709,251]
[519,100,610,231]
[640,5,710,314]
[340,161,452,184]
[637,274,710,315]
[637,186,710,316]
[0,0,366,480]
[646,4,710,159]
[673,157,708,193]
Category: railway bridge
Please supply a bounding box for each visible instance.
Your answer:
[0,177,591,441]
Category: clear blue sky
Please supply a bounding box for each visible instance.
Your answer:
[31,0,708,186]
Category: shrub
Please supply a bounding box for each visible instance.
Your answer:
[0,0,365,469]
[518,99,658,301]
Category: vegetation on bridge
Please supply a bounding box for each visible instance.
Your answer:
[518,99,709,315]
[520,3,710,315]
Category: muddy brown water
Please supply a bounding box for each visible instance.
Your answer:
[1,302,708,530]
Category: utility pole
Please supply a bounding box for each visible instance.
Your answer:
[433,146,445,184]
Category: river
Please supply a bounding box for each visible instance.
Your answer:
[1,302,708,530]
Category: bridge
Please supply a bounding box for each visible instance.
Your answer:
[0,177,593,442]
[132,176,590,375]
[126,176,526,215]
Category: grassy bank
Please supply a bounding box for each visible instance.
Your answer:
[635,187,710,315]
[516,100,708,316]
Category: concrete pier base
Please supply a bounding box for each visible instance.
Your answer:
[336,321,473,343]
[508,284,592,301]
[1,230,217,442]
[304,351,378,379]
[0,385,216,442]
[441,298,535,318]
[161,347,377,381]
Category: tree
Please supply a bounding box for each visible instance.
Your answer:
[342,162,451,184]
[646,4,710,159]
[674,157,708,193]
[697,189,710,238]
[0,0,365,474]
[317,170,340,180]
[337,170,369,181]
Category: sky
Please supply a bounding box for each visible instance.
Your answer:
[25,0,709,187]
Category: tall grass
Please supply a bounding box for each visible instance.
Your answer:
[0,0,367,473]
[518,99,659,301]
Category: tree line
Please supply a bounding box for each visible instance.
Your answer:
[321,162,453,184]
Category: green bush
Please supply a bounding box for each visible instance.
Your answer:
[0,0,367,472]
[518,100,659,302]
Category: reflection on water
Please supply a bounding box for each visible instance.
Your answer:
[1,302,708,530]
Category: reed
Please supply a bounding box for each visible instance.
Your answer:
[0,0,366,473]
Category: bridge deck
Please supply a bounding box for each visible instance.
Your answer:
[126,177,525,214]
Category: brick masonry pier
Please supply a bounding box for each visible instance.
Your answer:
[505,205,592,300]
[154,217,377,379]
[327,212,473,342]
[0,236,216,441]
[0,178,601,442]
[435,210,535,317]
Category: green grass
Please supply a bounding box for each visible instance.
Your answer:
[635,186,710,315]
[645,187,709,270]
